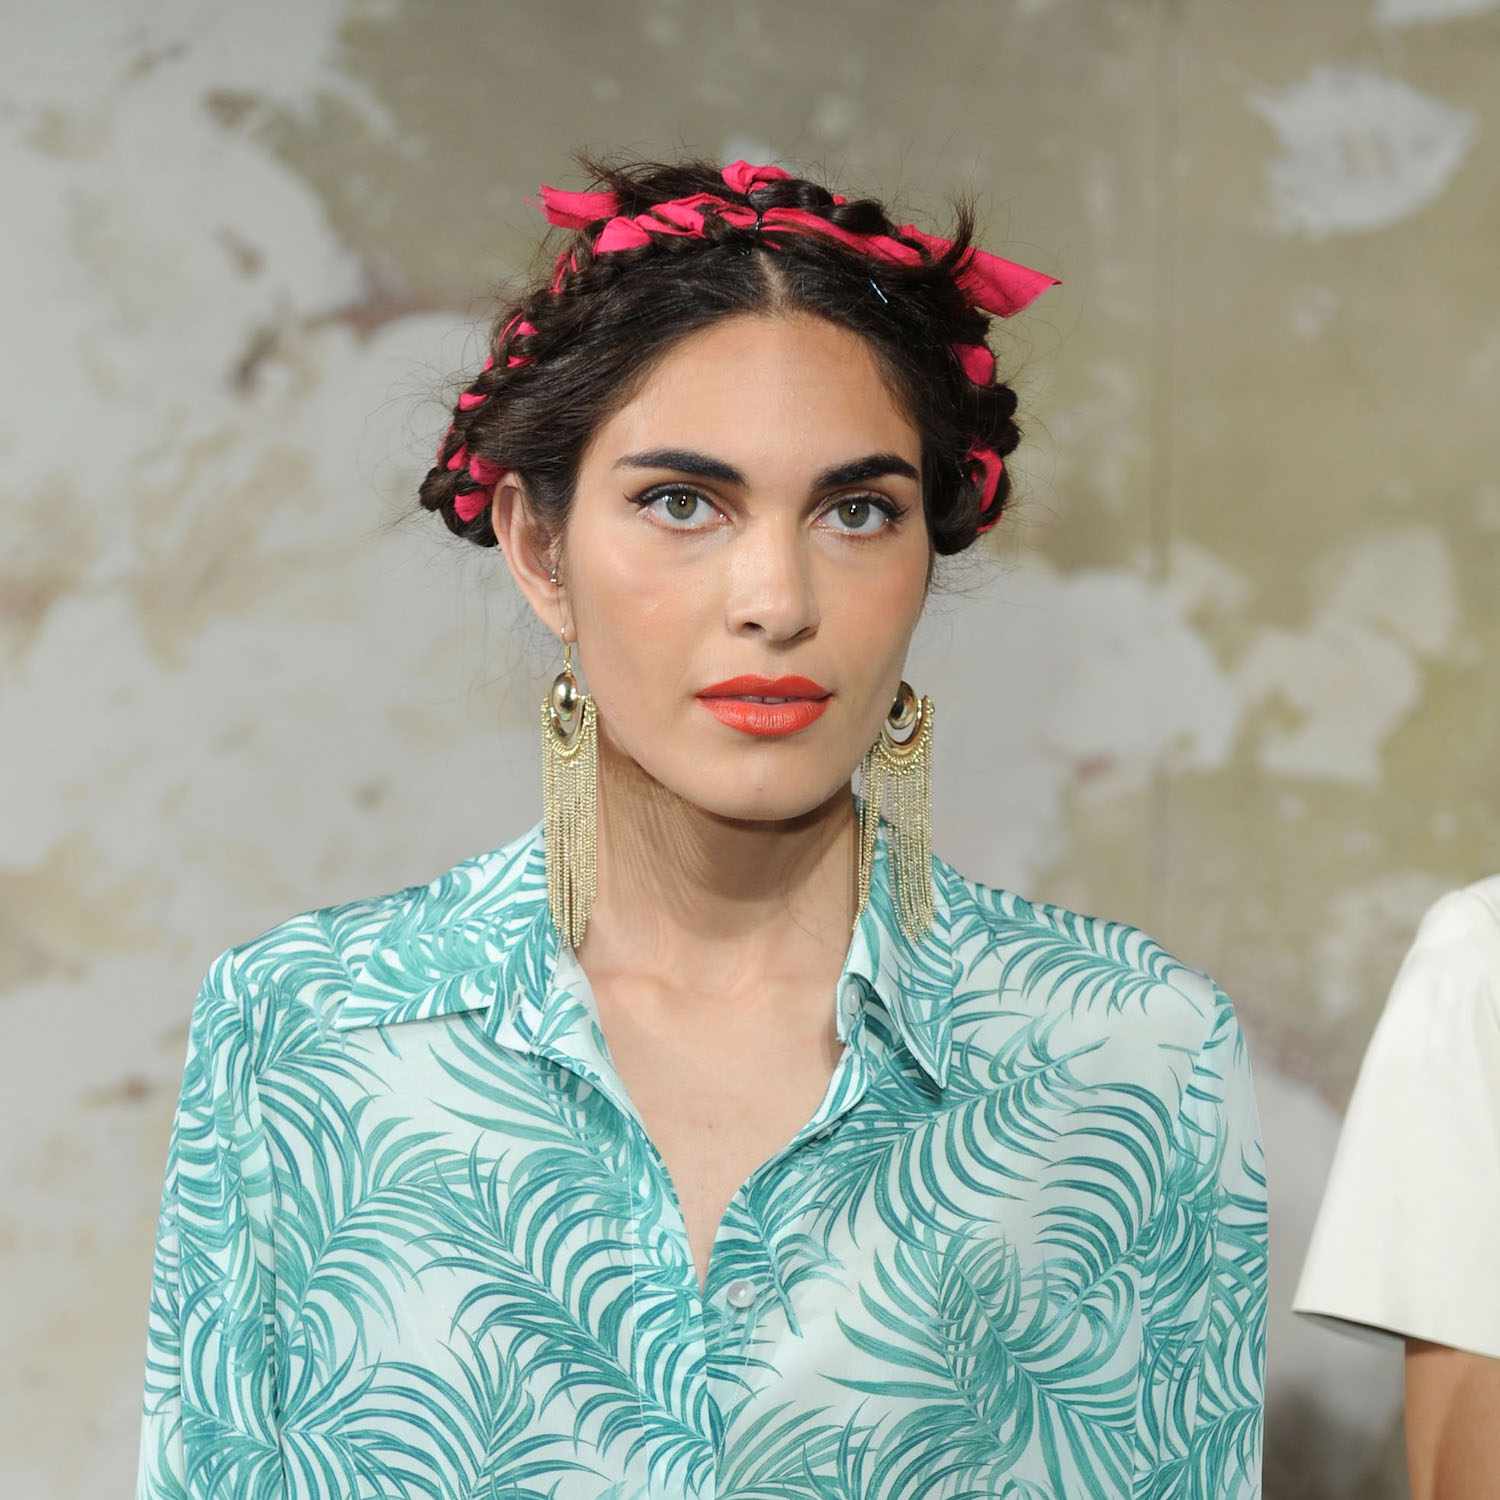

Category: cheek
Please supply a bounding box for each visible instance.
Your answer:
[848,571,926,714]
[834,546,926,653]
[570,536,699,703]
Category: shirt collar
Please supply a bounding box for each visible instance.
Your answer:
[336,814,959,1090]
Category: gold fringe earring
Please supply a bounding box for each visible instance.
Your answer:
[856,680,935,941]
[540,636,598,947]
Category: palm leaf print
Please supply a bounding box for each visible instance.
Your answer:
[1036,1080,1177,1307]
[431,1009,640,1219]
[275,1346,421,1496]
[140,964,282,1500]
[401,1144,718,1496]
[712,1201,845,1345]
[275,1335,584,1500]
[809,1012,1105,1247]
[1185,1008,1267,1493]
[374,1329,608,1498]
[252,895,413,1009]
[961,881,1198,1019]
[830,1223,1135,1496]
[237,976,454,1376]
[1135,1000,1266,1495]
[138,818,1265,1498]
[270,1101,452,1373]
[353,842,551,1029]
[712,1401,849,1497]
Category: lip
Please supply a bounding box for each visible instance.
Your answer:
[697,674,830,699]
[698,696,831,737]
[695,674,833,738]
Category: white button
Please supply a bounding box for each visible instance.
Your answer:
[724,1277,756,1309]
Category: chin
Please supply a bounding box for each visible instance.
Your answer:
[602,715,858,821]
[663,757,857,826]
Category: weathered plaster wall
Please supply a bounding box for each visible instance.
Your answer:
[3,2,1495,1493]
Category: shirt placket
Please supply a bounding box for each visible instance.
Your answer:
[501,949,883,1500]
[694,977,883,1491]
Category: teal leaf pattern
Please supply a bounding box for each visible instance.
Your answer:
[137,816,1266,1498]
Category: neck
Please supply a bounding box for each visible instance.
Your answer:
[575,728,861,995]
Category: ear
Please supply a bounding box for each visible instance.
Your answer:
[490,473,571,641]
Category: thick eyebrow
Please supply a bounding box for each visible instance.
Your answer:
[612,447,921,491]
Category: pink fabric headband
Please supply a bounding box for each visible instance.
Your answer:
[445,160,1059,531]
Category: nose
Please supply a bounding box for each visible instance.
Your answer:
[723,518,820,643]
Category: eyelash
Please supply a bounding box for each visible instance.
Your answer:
[630,485,907,537]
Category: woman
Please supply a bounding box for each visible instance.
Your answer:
[136,155,1267,1499]
[1294,876,1500,1498]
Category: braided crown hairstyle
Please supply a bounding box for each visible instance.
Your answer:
[419,153,1028,560]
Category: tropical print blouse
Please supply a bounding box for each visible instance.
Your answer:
[137,813,1267,1499]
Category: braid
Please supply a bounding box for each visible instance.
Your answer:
[421,243,599,537]
[420,309,542,534]
[418,153,1051,553]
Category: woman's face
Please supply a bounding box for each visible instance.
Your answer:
[535,311,930,824]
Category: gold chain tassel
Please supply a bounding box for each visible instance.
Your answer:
[856,689,935,941]
[540,645,598,948]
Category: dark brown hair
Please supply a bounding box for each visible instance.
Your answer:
[419,153,1027,564]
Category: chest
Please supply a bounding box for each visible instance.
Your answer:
[266,992,1177,1498]
[592,982,844,1295]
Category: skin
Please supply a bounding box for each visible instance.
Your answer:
[489,310,933,1285]
[1405,1340,1500,1498]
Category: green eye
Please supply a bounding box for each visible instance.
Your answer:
[663,492,702,522]
[632,485,905,537]
[822,496,899,535]
[636,487,717,527]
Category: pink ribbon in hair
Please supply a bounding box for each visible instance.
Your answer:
[535,187,622,228]
[966,444,1006,534]
[445,441,505,523]
[480,163,1058,533]
[452,491,489,524]
[953,342,996,386]
[444,315,540,523]
[534,161,1058,338]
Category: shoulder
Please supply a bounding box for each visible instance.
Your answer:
[1295,879,1500,1348]
[194,819,548,1042]
[1408,875,1500,964]
[935,852,1238,1062]
[1382,874,1500,1025]
[1329,872,1500,1135]
[934,856,1262,1181]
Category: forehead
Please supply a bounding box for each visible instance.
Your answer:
[587,312,919,472]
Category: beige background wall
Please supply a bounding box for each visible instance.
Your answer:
[4,1,1496,1494]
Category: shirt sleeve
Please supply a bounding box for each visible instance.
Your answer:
[137,952,283,1498]
[1293,886,1500,1360]
[1139,990,1269,1497]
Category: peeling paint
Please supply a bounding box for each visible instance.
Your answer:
[1374,0,1500,24]
[1236,527,1455,782]
[1250,67,1478,237]
[4,1,1495,1493]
